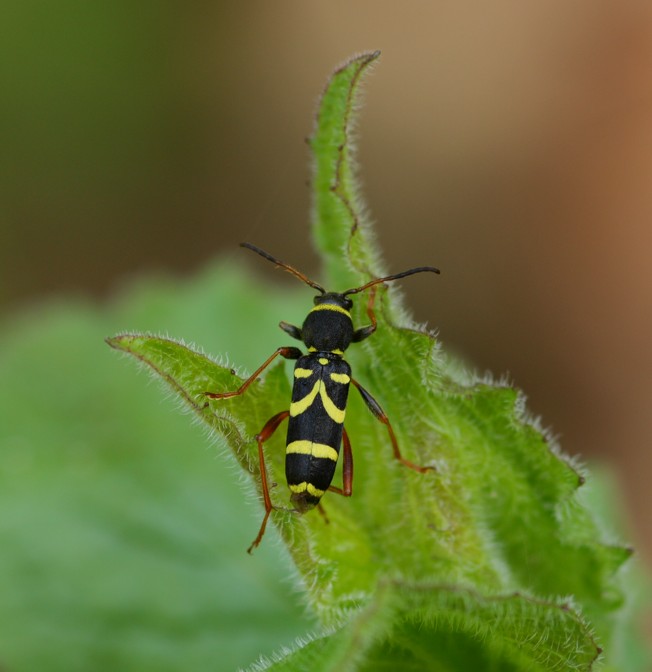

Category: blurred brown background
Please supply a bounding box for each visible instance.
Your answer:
[1,2,651,561]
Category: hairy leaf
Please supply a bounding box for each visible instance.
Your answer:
[107,52,649,671]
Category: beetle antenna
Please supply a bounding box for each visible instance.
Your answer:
[240,242,326,294]
[343,266,440,296]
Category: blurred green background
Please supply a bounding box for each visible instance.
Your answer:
[1,1,651,667]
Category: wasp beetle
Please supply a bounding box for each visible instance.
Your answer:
[205,243,439,552]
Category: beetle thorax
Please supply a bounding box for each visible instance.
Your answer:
[301,293,354,354]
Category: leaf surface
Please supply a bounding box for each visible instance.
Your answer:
[106,53,649,672]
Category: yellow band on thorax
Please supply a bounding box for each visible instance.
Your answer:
[310,303,351,317]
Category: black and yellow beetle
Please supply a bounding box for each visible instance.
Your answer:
[205,243,439,552]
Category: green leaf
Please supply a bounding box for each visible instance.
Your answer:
[254,582,602,672]
[309,50,384,289]
[105,332,293,508]
[105,52,650,671]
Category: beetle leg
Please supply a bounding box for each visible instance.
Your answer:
[352,378,434,474]
[316,503,330,525]
[204,346,302,401]
[328,427,353,496]
[247,410,290,554]
[279,321,303,341]
[352,285,378,342]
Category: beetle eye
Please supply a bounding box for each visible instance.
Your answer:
[313,296,320,305]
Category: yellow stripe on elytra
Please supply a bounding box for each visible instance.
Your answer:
[286,440,338,462]
[319,386,346,423]
[290,381,320,416]
[289,380,346,424]
[289,482,325,497]
[330,372,350,385]
[310,303,351,317]
[294,368,314,379]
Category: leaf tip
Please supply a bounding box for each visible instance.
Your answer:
[105,332,140,353]
[333,49,381,75]
[105,334,120,350]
